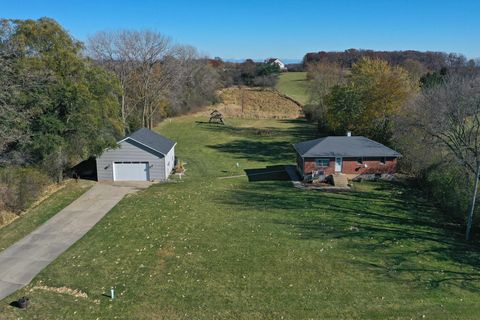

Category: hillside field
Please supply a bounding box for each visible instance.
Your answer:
[215,87,302,119]
[2,115,480,319]
[276,72,309,105]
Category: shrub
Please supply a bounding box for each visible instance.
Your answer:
[0,167,51,213]
[174,161,185,174]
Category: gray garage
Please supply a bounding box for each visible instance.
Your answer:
[96,128,176,182]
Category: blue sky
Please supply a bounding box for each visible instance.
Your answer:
[3,0,480,60]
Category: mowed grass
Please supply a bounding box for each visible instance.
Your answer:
[276,72,309,105]
[0,180,94,251]
[3,116,480,319]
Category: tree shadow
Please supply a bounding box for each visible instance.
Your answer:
[209,140,295,163]
[203,119,324,164]
[199,123,284,139]
[276,119,324,141]
[199,118,320,143]
[219,180,480,291]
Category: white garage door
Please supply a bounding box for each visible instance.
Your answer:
[113,162,149,181]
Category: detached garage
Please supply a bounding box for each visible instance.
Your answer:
[96,128,176,182]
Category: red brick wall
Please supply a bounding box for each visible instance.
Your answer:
[341,157,397,174]
[301,156,397,176]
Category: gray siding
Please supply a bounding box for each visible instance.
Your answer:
[96,139,166,181]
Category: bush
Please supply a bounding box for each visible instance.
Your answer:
[253,75,278,88]
[0,167,51,213]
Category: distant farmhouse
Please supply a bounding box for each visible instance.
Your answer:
[265,58,287,71]
[96,128,176,182]
[293,132,401,182]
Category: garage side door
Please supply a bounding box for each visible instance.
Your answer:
[113,162,149,181]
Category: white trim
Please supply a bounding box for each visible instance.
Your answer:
[164,146,175,179]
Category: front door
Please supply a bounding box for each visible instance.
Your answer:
[335,157,342,172]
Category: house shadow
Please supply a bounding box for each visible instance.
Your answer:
[244,165,290,182]
[70,157,97,181]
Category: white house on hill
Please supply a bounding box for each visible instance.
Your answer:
[265,58,287,71]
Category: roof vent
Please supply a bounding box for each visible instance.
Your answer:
[346,131,352,137]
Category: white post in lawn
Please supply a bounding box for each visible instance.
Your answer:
[466,161,480,241]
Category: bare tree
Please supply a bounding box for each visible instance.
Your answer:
[87,30,173,130]
[88,30,220,130]
[406,75,480,240]
[166,45,221,114]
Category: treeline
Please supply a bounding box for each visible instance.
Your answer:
[304,57,480,239]
[211,58,281,88]
[303,49,478,71]
[0,18,221,214]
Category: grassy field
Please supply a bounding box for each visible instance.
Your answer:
[0,180,94,251]
[2,116,480,319]
[276,72,309,105]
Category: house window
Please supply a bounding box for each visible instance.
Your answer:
[315,158,330,168]
[380,157,386,165]
[357,158,363,165]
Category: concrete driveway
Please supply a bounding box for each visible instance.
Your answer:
[0,182,149,301]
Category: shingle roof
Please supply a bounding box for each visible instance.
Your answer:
[123,128,176,155]
[293,136,401,158]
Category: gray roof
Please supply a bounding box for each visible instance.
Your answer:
[293,136,401,158]
[123,128,176,155]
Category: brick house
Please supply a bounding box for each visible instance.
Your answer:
[293,133,401,181]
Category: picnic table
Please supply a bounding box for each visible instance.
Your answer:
[209,109,224,124]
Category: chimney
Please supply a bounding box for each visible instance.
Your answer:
[346,131,352,137]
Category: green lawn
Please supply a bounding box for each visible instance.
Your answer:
[2,116,480,319]
[276,72,309,105]
[0,180,94,251]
